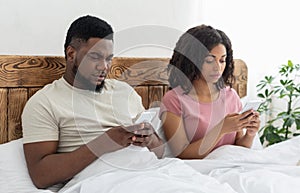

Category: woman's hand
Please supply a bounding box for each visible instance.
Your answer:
[244,111,260,136]
[234,110,261,148]
[220,110,258,134]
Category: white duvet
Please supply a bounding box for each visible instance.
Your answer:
[59,145,236,193]
[1,136,300,193]
[186,135,300,193]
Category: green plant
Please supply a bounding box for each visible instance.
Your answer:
[256,60,300,146]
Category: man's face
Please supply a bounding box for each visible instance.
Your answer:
[71,38,114,91]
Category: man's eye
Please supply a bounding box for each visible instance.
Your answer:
[89,54,100,60]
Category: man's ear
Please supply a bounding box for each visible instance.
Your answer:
[66,45,76,62]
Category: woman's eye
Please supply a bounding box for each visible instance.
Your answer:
[205,60,214,64]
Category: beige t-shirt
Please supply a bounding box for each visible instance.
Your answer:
[22,77,144,153]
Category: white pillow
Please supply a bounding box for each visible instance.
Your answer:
[0,138,53,193]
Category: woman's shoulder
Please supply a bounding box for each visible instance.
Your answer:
[222,86,240,99]
[164,86,185,98]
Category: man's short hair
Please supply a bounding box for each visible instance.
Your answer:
[64,15,113,57]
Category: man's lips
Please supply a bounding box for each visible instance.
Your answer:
[92,74,106,81]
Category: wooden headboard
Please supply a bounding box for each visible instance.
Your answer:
[0,56,247,144]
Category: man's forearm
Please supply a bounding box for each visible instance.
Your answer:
[25,143,98,189]
[25,133,122,189]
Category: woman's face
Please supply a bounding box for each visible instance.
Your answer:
[200,44,226,84]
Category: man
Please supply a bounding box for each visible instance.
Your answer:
[22,15,163,191]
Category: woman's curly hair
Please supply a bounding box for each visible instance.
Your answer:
[168,25,235,93]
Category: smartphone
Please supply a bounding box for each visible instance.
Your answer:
[240,100,262,113]
[126,122,154,136]
[134,111,156,124]
[130,111,157,136]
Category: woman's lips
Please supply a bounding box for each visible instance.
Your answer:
[210,74,221,79]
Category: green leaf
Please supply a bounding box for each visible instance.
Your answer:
[296,119,300,130]
[288,60,293,67]
[255,60,300,146]
[265,89,269,97]
[266,133,281,144]
[257,93,265,98]
[280,79,287,85]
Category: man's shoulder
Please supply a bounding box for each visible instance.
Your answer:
[105,79,133,90]
[28,78,65,101]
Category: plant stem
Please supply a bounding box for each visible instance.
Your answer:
[285,92,293,139]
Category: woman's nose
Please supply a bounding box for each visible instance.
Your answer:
[212,60,222,70]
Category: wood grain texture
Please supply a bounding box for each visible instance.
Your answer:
[7,88,27,141]
[134,86,149,109]
[109,57,169,86]
[0,55,66,87]
[233,59,248,98]
[148,86,164,108]
[0,56,248,143]
[0,89,8,143]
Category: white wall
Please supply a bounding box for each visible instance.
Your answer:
[0,0,202,57]
[1,0,299,100]
[201,0,300,99]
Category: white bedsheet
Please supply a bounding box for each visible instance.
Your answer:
[186,136,300,193]
[1,136,300,193]
[59,145,236,193]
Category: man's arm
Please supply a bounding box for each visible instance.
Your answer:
[24,127,135,189]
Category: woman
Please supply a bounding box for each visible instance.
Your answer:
[159,25,260,159]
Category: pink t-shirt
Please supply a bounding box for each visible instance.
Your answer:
[159,86,242,150]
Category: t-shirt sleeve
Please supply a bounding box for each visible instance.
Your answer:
[226,87,243,113]
[159,90,182,119]
[22,91,59,144]
[128,88,145,118]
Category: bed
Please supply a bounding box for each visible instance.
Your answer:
[1,56,299,193]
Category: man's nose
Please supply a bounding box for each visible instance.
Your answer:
[96,60,109,71]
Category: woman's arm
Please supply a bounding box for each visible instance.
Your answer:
[161,111,255,159]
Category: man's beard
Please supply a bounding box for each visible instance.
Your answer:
[73,66,105,93]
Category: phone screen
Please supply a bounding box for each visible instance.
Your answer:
[240,100,262,113]
[134,111,156,124]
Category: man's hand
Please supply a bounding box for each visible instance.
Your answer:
[104,126,136,149]
[126,122,164,158]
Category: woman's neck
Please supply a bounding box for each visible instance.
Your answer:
[190,79,219,103]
